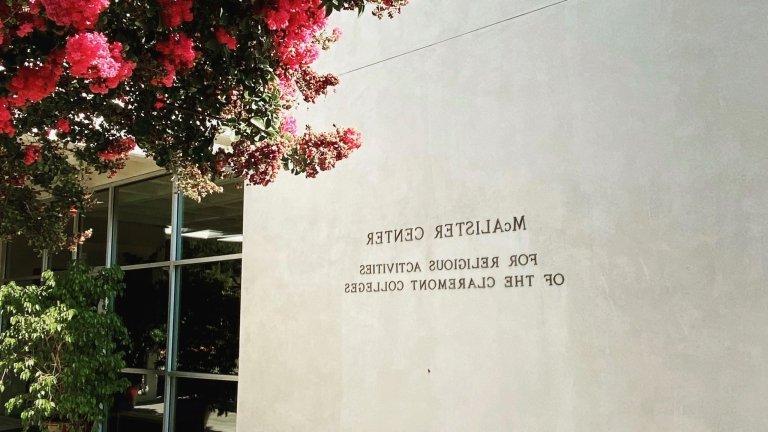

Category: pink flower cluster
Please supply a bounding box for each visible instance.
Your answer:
[215,27,237,50]
[280,115,297,135]
[0,0,139,135]
[7,55,64,107]
[295,67,339,103]
[23,144,42,166]
[157,0,193,28]
[0,99,14,136]
[56,118,71,133]
[264,0,327,70]
[14,14,47,38]
[65,32,135,93]
[98,137,136,175]
[297,126,362,178]
[40,0,110,29]
[336,0,410,19]
[226,139,286,186]
[276,70,297,99]
[370,0,410,19]
[154,94,166,109]
[153,33,198,87]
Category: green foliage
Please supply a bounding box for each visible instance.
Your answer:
[0,261,128,431]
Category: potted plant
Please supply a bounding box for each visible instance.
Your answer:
[0,261,129,431]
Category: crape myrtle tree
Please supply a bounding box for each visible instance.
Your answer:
[0,0,408,253]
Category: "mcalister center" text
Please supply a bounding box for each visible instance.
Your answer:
[366,216,526,245]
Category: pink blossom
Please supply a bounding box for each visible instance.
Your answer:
[40,0,110,30]
[277,70,297,100]
[295,67,339,103]
[98,137,136,161]
[265,8,290,30]
[265,0,327,70]
[297,126,362,178]
[226,139,286,186]
[56,118,71,133]
[65,32,135,93]
[16,23,35,37]
[0,98,14,136]
[23,145,42,166]
[154,94,166,109]
[215,27,237,50]
[157,0,193,28]
[91,41,136,93]
[153,33,198,87]
[8,55,64,107]
[280,115,297,135]
[29,0,42,14]
[339,127,362,150]
[66,32,117,76]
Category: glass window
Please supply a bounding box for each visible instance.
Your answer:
[116,268,169,370]
[49,218,75,272]
[3,277,41,287]
[109,372,165,432]
[2,174,243,432]
[0,372,24,420]
[79,190,110,267]
[174,379,237,432]
[115,177,172,266]
[179,182,243,259]
[3,241,42,279]
[176,261,241,375]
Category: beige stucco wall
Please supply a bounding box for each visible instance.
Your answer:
[238,1,768,430]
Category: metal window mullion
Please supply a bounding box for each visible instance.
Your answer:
[119,261,172,272]
[0,242,6,280]
[117,255,244,273]
[106,186,116,267]
[164,264,179,432]
[163,180,182,432]
[71,209,79,262]
[122,367,166,375]
[101,187,117,432]
[166,371,239,382]
[41,250,49,273]
[173,253,242,267]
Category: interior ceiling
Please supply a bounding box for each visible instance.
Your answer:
[80,156,243,233]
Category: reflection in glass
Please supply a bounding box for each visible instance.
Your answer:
[0,371,23,420]
[177,261,241,375]
[3,277,41,287]
[49,218,74,272]
[79,190,109,267]
[3,241,41,279]
[115,176,172,265]
[180,182,243,259]
[174,379,237,432]
[116,268,169,370]
[109,372,165,432]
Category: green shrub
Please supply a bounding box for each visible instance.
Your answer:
[0,261,128,431]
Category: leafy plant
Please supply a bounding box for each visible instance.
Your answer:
[0,261,128,431]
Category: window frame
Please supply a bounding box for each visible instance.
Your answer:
[0,169,243,432]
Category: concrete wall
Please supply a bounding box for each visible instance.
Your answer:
[238,1,768,430]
